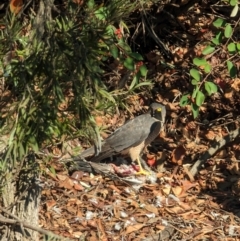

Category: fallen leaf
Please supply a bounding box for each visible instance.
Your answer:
[171,145,186,165]
[125,224,145,235]
[59,177,74,189]
[144,204,158,215]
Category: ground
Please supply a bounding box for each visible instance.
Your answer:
[38,1,240,240]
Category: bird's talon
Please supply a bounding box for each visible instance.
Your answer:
[135,169,150,176]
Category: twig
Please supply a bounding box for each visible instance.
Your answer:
[0,207,72,241]
[190,128,240,176]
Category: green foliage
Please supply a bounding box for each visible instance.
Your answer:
[180,1,239,118]
[0,0,150,165]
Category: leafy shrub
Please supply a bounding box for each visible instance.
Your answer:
[0,0,150,165]
[180,1,239,118]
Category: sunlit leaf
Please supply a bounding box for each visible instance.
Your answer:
[227,42,236,53]
[213,18,225,27]
[129,75,138,90]
[237,43,240,51]
[212,38,220,45]
[202,46,215,55]
[196,91,205,107]
[204,63,211,73]
[139,65,147,76]
[134,81,152,89]
[230,0,238,6]
[193,58,207,66]
[231,4,239,17]
[224,24,233,38]
[95,7,109,20]
[192,87,199,98]
[190,68,200,81]
[205,81,218,95]
[191,79,199,85]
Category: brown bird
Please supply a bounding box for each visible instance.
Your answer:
[72,103,166,175]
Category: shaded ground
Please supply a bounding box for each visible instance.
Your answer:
[39,1,240,240]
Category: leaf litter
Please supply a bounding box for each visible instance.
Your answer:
[39,1,240,240]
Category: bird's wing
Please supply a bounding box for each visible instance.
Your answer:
[105,113,161,153]
[72,112,162,163]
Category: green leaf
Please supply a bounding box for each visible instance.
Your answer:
[205,81,218,95]
[227,60,237,77]
[196,91,205,107]
[139,65,147,77]
[49,166,56,176]
[180,94,190,107]
[230,0,238,6]
[212,31,223,45]
[129,52,143,61]
[124,57,135,70]
[129,75,138,90]
[192,87,199,98]
[212,38,220,45]
[237,43,240,51]
[117,40,132,53]
[110,45,119,59]
[213,18,226,28]
[231,4,239,17]
[202,46,215,55]
[191,79,199,85]
[190,68,200,81]
[224,24,233,38]
[191,103,199,119]
[204,63,211,73]
[95,7,108,20]
[134,81,152,89]
[227,42,236,53]
[193,58,207,66]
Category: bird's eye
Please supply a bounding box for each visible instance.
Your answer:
[156,108,162,112]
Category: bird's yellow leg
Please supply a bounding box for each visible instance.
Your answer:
[135,157,150,175]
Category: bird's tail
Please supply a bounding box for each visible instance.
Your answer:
[70,146,95,162]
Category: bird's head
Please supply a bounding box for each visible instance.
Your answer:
[149,102,166,123]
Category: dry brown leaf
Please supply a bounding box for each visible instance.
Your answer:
[171,186,183,196]
[144,204,158,215]
[162,185,171,195]
[165,206,184,214]
[125,224,145,235]
[58,177,74,189]
[56,174,67,181]
[224,88,233,99]
[171,145,186,165]
[231,78,240,91]
[46,200,57,211]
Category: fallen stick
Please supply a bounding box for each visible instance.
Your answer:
[190,127,240,176]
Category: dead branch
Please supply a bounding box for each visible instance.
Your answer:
[190,127,240,176]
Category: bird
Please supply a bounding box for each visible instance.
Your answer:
[71,102,166,175]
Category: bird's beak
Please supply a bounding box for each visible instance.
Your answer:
[156,108,162,112]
